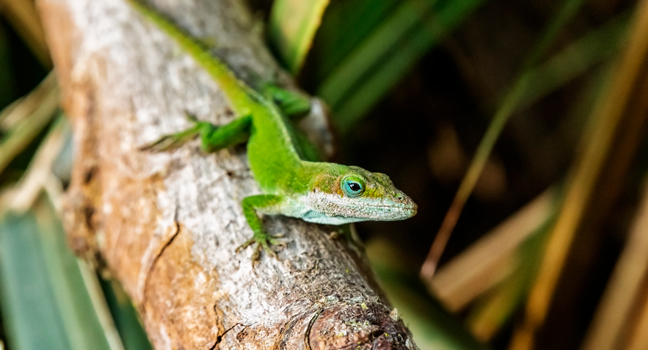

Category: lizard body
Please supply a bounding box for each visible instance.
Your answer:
[128,0,417,260]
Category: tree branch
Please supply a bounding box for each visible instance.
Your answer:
[37,0,419,348]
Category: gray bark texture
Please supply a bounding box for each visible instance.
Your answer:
[37,0,420,348]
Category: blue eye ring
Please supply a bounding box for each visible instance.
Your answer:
[342,176,365,197]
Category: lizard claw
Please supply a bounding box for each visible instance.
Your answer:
[183,112,198,122]
[236,232,287,265]
[268,236,287,249]
[140,118,202,152]
[140,134,190,151]
[235,237,255,252]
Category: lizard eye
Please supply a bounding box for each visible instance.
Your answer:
[342,176,365,198]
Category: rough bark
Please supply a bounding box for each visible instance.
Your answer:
[37,0,419,349]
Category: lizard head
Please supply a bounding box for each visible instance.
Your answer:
[301,165,417,225]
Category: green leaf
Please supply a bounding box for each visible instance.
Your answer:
[268,0,331,74]
[306,0,401,83]
[100,279,153,350]
[315,0,485,131]
[0,211,70,349]
[0,200,117,350]
[32,200,118,350]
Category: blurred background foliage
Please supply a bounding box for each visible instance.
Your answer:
[1,0,647,349]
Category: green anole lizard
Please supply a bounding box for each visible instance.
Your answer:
[128,0,417,261]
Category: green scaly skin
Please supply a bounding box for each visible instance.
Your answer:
[129,0,417,262]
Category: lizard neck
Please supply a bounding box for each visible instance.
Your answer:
[246,102,303,192]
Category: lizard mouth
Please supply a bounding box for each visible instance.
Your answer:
[368,204,418,214]
[370,203,417,209]
[367,201,418,211]
[366,202,418,218]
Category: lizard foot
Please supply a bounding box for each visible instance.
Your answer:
[236,233,287,264]
[140,114,202,152]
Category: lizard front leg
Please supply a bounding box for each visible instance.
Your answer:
[235,194,287,262]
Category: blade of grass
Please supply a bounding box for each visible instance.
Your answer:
[268,0,331,74]
[430,55,610,325]
[0,211,71,349]
[366,238,489,350]
[100,279,153,350]
[31,198,118,350]
[468,272,528,342]
[424,12,627,281]
[0,0,51,66]
[76,252,128,350]
[308,0,401,84]
[466,213,554,341]
[0,72,57,130]
[333,0,485,131]
[0,72,58,176]
[317,0,439,109]
[582,178,648,350]
[510,0,648,348]
[318,0,485,131]
[0,117,127,349]
[430,60,611,338]
[419,0,601,280]
[0,114,67,212]
[431,189,557,312]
